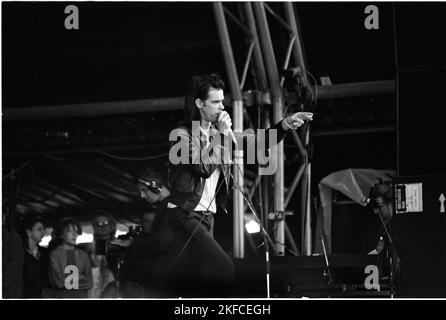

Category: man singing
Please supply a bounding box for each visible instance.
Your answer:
[166,73,313,296]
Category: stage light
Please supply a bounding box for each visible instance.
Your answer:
[39,235,52,247]
[39,227,53,247]
[245,220,260,234]
[76,233,93,244]
[115,230,127,238]
[244,214,261,234]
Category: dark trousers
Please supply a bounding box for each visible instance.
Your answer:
[166,207,235,297]
[121,206,234,297]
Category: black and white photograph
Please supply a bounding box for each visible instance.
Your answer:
[2,0,446,308]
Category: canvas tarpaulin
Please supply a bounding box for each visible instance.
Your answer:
[314,168,396,254]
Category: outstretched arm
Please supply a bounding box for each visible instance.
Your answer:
[229,111,313,166]
[281,112,313,131]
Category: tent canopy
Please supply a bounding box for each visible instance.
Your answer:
[314,168,396,254]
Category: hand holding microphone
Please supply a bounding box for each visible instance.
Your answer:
[217,111,237,145]
[217,111,232,134]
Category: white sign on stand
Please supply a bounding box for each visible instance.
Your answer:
[406,183,423,212]
[395,183,423,213]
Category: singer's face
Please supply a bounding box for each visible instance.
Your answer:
[197,88,225,123]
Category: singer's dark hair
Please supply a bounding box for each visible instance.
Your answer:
[182,73,225,128]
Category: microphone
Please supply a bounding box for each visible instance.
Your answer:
[227,128,238,147]
[218,111,238,146]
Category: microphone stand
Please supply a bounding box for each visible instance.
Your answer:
[320,234,333,298]
[375,212,398,297]
[228,135,277,298]
[244,194,278,298]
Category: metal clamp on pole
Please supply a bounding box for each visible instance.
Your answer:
[268,210,285,221]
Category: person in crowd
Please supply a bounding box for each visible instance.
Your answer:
[89,210,146,298]
[141,211,157,236]
[2,204,24,298]
[165,73,313,296]
[19,214,50,298]
[365,180,400,254]
[87,210,118,298]
[47,217,92,298]
[119,168,193,297]
[366,179,405,294]
[92,211,117,244]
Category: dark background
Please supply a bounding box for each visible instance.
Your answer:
[3,2,446,272]
[3,2,397,108]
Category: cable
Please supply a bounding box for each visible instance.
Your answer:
[3,161,32,180]
[283,70,317,117]
[40,151,168,161]
[166,172,226,273]
[41,154,67,161]
[228,138,285,252]
[392,3,400,72]
[228,162,278,254]
[166,143,229,273]
[228,160,277,298]
[94,150,169,161]
[305,70,318,108]
[375,211,404,296]
[305,76,315,108]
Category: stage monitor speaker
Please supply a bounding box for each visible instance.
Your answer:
[391,176,446,297]
[235,254,386,298]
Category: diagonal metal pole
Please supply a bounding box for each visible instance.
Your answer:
[305,162,313,255]
[284,2,313,256]
[285,222,300,256]
[253,2,286,256]
[242,2,271,233]
[284,163,306,208]
[213,2,245,259]
[300,151,309,254]
[243,2,269,92]
[283,3,308,84]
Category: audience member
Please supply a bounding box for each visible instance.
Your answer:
[47,217,92,298]
[19,214,50,298]
[120,168,193,297]
[141,211,157,236]
[87,210,118,298]
[2,205,24,298]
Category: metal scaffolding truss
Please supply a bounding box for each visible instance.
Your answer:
[212,2,315,258]
[3,2,397,260]
[212,2,396,259]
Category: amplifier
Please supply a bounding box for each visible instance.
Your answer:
[235,254,390,298]
[390,176,446,297]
